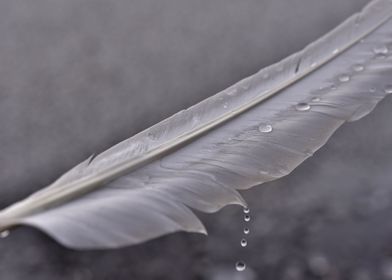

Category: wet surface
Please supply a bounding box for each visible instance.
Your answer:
[2,0,392,279]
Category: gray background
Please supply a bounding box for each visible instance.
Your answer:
[0,0,391,279]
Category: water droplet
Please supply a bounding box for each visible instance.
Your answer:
[235,261,246,272]
[243,207,250,214]
[244,228,250,234]
[338,74,350,82]
[353,64,364,72]
[0,230,10,238]
[385,85,392,94]
[258,124,273,133]
[374,45,389,54]
[244,215,251,222]
[296,102,311,111]
[240,239,248,247]
[311,97,320,102]
[332,48,340,54]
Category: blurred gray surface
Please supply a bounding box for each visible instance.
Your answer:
[1,0,391,279]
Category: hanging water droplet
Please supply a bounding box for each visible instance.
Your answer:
[258,124,273,133]
[0,230,10,238]
[332,48,340,54]
[338,74,350,82]
[241,238,248,247]
[311,97,320,102]
[243,207,250,214]
[296,102,311,111]
[244,228,250,235]
[374,45,389,54]
[244,215,251,222]
[235,261,246,272]
[384,85,392,94]
[353,64,365,72]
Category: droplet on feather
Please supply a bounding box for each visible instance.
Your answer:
[338,74,350,82]
[235,261,246,272]
[353,64,364,72]
[385,85,392,94]
[258,124,273,133]
[374,45,389,54]
[296,103,311,111]
[240,239,248,247]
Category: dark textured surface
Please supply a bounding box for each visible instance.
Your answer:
[1,0,392,279]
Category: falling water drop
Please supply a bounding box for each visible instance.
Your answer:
[338,74,350,82]
[241,239,248,247]
[0,230,10,238]
[385,85,392,94]
[235,261,246,272]
[353,64,365,72]
[258,124,273,133]
[373,45,389,54]
[296,103,311,111]
[244,228,250,235]
[244,215,251,222]
[243,207,250,214]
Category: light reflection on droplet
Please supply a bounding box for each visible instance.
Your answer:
[338,74,350,82]
[373,45,389,54]
[353,64,364,72]
[240,239,248,247]
[258,124,273,133]
[244,215,251,222]
[296,103,311,111]
[385,85,392,94]
[235,261,246,272]
[243,207,250,214]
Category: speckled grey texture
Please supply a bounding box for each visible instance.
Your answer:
[1,0,391,279]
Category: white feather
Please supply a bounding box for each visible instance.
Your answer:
[1,0,392,249]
